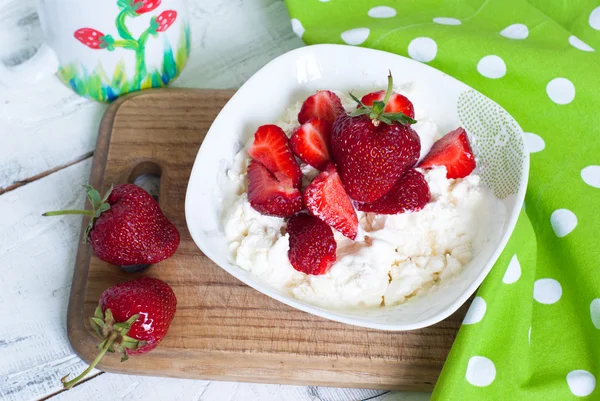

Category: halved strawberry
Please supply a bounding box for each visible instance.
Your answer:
[360,90,415,119]
[247,161,303,217]
[248,125,302,188]
[287,213,336,275]
[298,90,344,126]
[417,127,476,179]
[355,169,430,214]
[290,118,331,170]
[304,164,358,239]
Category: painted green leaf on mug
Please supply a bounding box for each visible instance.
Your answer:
[112,60,126,87]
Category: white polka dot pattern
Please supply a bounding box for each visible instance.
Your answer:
[407,37,437,62]
[551,209,577,237]
[546,78,575,105]
[500,24,528,39]
[368,6,396,18]
[466,356,496,386]
[567,370,596,397]
[341,28,370,45]
[477,55,506,79]
[533,278,562,304]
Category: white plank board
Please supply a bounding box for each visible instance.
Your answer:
[48,374,408,401]
[0,158,98,401]
[0,0,304,191]
[48,373,431,401]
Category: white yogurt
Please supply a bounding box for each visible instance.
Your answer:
[221,90,505,309]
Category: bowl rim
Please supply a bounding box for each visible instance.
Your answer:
[185,43,530,331]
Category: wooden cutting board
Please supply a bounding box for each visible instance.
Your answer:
[67,89,469,391]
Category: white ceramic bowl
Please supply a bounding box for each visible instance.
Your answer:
[185,44,529,330]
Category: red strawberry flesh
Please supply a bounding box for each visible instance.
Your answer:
[331,114,421,203]
[417,127,476,179]
[355,169,431,214]
[298,90,344,126]
[287,213,336,275]
[304,164,358,239]
[360,90,415,119]
[247,160,303,217]
[248,124,302,188]
[290,117,331,170]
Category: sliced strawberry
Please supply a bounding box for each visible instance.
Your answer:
[247,161,303,217]
[417,127,476,179]
[360,90,415,119]
[248,124,302,188]
[290,118,331,170]
[287,213,336,275]
[298,90,344,126]
[355,169,430,214]
[304,164,358,239]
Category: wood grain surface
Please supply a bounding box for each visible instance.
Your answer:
[66,89,469,392]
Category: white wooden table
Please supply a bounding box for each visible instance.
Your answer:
[0,1,432,399]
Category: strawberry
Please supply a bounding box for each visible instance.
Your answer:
[355,169,430,214]
[287,213,336,275]
[132,0,161,14]
[331,74,420,203]
[248,124,302,188]
[304,164,358,239]
[74,28,109,50]
[298,90,345,127]
[290,117,331,170]
[417,127,476,179]
[360,90,415,119]
[247,160,303,217]
[61,277,177,389]
[43,184,180,267]
[155,10,177,32]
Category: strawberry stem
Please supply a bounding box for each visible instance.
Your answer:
[348,73,417,126]
[61,332,118,389]
[381,71,393,110]
[42,184,113,243]
[61,307,143,390]
[43,210,95,217]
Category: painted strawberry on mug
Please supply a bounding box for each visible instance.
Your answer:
[73,0,178,89]
[74,28,115,50]
[155,10,178,32]
[131,0,162,14]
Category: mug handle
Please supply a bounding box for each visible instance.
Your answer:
[0,43,59,86]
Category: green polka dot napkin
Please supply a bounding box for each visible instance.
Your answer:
[284,1,600,399]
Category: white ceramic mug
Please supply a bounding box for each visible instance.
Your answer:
[0,0,190,102]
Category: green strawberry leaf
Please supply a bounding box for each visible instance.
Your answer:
[349,108,371,117]
[372,100,385,115]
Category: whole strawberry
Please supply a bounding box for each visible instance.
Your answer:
[331,74,420,203]
[61,277,177,389]
[44,184,180,267]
